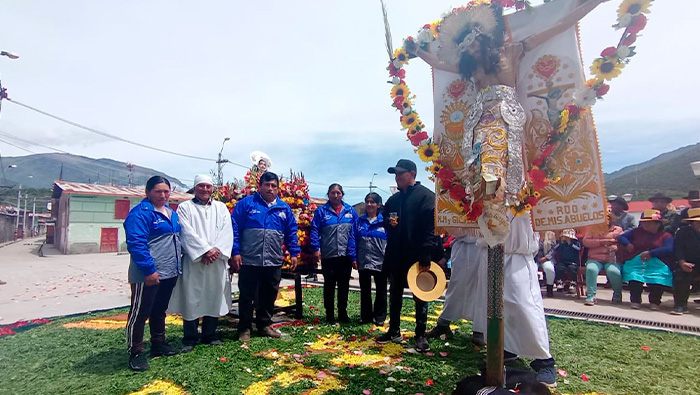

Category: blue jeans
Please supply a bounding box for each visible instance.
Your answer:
[585,261,622,299]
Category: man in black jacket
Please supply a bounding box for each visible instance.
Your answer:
[376,159,437,352]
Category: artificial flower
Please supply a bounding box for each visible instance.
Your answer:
[416,143,440,162]
[590,58,625,81]
[595,83,610,97]
[622,33,637,46]
[448,185,467,201]
[401,113,420,129]
[391,84,410,99]
[428,162,442,175]
[465,201,483,221]
[627,14,647,35]
[617,45,632,59]
[616,13,633,28]
[416,29,433,45]
[437,166,455,183]
[558,109,570,132]
[564,104,581,117]
[573,86,597,107]
[600,46,618,58]
[393,96,406,107]
[529,167,549,190]
[525,196,539,207]
[618,0,652,19]
[429,21,440,37]
[409,131,429,146]
[393,48,410,65]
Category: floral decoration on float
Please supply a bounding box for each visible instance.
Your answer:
[385,0,652,217]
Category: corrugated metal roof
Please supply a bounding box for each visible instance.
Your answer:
[53,181,192,201]
[626,199,690,213]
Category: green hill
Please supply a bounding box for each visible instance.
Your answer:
[604,142,700,200]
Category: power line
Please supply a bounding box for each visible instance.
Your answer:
[0,129,69,153]
[6,98,217,162]
[0,137,35,153]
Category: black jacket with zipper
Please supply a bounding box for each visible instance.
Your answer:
[382,181,437,279]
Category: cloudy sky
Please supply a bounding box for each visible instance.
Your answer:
[0,0,697,203]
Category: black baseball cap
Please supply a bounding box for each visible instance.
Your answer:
[388,159,417,174]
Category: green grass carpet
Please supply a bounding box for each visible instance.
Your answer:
[1,286,699,395]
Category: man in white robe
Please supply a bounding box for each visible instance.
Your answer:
[169,174,234,352]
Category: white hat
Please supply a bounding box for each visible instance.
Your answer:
[194,174,214,187]
[250,151,272,169]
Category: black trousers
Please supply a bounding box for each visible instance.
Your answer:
[388,269,428,336]
[183,316,219,346]
[628,280,665,305]
[358,269,388,324]
[125,277,177,354]
[238,265,282,331]
[673,268,700,308]
[321,256,353,321]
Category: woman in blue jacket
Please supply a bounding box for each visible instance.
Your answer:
[124,176,182,372]
[310,183,358,323]
[355,192,388,325]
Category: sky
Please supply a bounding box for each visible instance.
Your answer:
[0,0,697,204]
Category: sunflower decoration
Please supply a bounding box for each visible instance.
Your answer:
[401,112,420,129]
[392,47,410,66]
[390,84,410,99]
[617,0,652,19]
[590,58,625,81]
[427,162,443,175]
[416,142,440,162]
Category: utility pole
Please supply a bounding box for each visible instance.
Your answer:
[216,137,230,186]
[14,184,20,240]
[31,197,36,237]
[22,193,27,238]
[369,173,378,194]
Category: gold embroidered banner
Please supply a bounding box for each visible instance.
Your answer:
[434,0,607,235]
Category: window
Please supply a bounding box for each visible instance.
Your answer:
[114,199,130,219]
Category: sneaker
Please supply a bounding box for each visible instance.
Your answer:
[414,336,430,352]
[238,329,251,342]
[129,352,150,372]
[630,302,641,309]
[566,284,576,295]
[536,366,557,388]
[649,303,660,311]
[472,331,486,347]
[259,326,281,338]
[584,297,596,306]
[376,331,402,344]
[373,319,385,326]
[670,306,689,315]
[426,324,452,339]
[150,342,180,357]
[181,344,195,353]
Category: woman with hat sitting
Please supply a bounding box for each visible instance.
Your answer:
[619,209,675,310]
[670,207,700,315]
[581,212,623,305]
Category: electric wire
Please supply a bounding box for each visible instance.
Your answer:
[0,129,69,154]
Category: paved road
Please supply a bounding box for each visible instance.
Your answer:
[2,238,699,334]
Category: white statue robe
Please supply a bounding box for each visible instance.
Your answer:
[169,199,234,321]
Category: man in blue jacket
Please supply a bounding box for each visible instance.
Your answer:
[231,171,300,342]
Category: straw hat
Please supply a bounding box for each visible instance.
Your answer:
[639,209,662,222]
[684,190,700,202]
[682,207,700,222]
[560,228,577,240]
[407,261,447,302]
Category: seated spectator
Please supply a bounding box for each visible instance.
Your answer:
[553,228,581,293]
[608,196,636,231]
[582,213,623,306]
[619,209,674,310]
[670,208,700,315]
[535,231,557,297]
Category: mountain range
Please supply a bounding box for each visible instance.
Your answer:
[0,143,699,201]
[0,153,188,190]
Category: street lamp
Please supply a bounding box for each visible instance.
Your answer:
[216,137,231,186]
[369,173,378,193]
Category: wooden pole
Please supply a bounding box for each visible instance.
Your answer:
[485,244,505,387]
